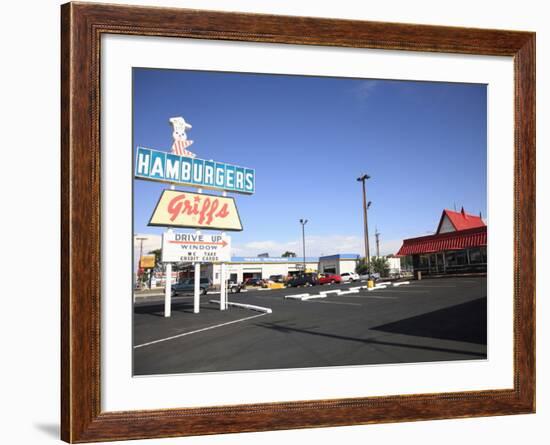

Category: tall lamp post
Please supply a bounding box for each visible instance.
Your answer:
[357,174,372,276]
[299,219,308,272]
[135,235,147,285]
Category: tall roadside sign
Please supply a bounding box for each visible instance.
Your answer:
[134,116,255,317]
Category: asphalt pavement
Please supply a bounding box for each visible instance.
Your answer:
[133,276,487,375]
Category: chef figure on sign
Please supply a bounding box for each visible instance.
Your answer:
[169,116,195,158]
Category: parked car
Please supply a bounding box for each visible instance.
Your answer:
[318,273,342,285]
[359,272,381,281]
[269,274,285,283]
[228,280,244,293]
[340,272,360,282]
[244,278,264,287]
[171,278,210,296]
[286,273,319,287]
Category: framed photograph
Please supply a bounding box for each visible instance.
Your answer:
[61,2,535,442]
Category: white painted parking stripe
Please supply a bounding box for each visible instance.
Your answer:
[285,293,310,299]
[407,285,459,288]
[306,300,361,306]
[337,294,398,299]
[134,313,267,349]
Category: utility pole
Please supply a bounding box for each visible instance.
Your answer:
[299,219,308,272]
[375,227,380,258]
[135,236,147,285]
[357,174,372,276]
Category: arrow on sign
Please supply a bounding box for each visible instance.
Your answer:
[169,240,229,248]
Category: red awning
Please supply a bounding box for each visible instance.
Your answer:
[396,226,487,256]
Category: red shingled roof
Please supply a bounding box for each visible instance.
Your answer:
[436,207,485,233]
[396,226,487,256]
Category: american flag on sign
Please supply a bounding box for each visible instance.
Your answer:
[171,139,195,157]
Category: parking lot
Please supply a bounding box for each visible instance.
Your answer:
[133,276,487,375]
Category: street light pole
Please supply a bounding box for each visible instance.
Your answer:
[357,174,372,276]
[135,236,147,285]
[299,219,308,272]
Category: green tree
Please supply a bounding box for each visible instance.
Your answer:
[355,257,369,275]
[372,257,390,277]
[281,251,297,257]
[356,256,390,277]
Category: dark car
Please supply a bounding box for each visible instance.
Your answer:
[244,278,264,287]
[171,278,210,297]
[286,273,319,288]
[269,274,285,283]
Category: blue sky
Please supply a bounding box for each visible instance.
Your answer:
[133,68,487,257]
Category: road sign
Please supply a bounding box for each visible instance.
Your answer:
[149,189,243,231]
[162,232,231,263]
[139,255,156,269]
[135,147,255,194]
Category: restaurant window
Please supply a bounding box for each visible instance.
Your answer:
[469,248,482,264]
[445,251,457,266]
[456,250,467,266]
[481,246,487,263]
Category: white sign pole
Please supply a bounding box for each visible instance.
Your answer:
[220,190,228,310]
[194,189,202,315]
[164,184,176,318]
[164,261,172,317]
[220,262,227,311]
[193,261,201,314]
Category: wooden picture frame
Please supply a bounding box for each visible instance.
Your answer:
[61,2,535,442]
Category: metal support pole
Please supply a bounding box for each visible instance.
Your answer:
[221,193,228,311]
[357,174,372,276]
[220,262,227,310]
[163,185,176,317]
[164,262,172,317]
[135,236,147,286]
[193,189,203,315]
[194,262,201,314]
[299,219,308,271]
[302,224,306,271]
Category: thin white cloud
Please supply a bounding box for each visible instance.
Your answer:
[232,234,403,258]
[354,80,380,100]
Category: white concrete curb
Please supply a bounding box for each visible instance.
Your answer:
[284,293,310,299]
[367,285,387,291]
[301,294,328,301]
[338,290,360,295]
[209,300,272,314]
[392,281,410,287]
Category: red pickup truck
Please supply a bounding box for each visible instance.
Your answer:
[318,273,342,285]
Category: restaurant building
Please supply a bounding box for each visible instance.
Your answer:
[396,208,487,276]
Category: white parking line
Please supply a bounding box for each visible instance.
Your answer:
[134,313,267,349]
[337,295,398,299]
[407,285,460,288]
[306,300,361,306]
